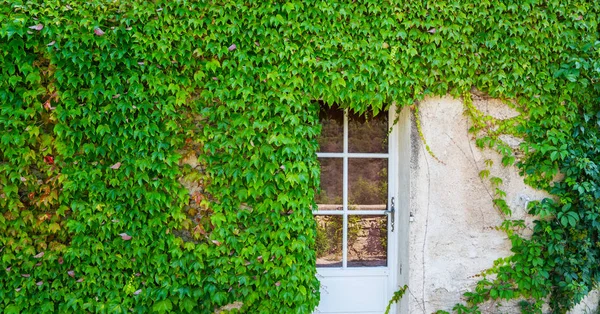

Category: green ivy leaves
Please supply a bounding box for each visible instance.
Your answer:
[1,1,600,313]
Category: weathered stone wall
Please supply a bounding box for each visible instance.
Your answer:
[406,96,599,313]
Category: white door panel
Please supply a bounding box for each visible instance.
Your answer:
[316,272,388,313]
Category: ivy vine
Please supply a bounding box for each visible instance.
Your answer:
[0,1,599,313]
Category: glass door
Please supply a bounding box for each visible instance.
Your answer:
[314,103,398,314]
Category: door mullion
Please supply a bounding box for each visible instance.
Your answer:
[342,109,348,269]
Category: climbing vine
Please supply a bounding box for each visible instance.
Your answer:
[1,1,599,313]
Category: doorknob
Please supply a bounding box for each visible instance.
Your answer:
[386,197,395,232]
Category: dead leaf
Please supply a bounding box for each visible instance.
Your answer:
[58,257,64,264]
[275,281,281,287]
[47,41,56,46]
[43,100,56,110]
[15,287,21,292]
[215,302,243,314]
[67,270,75,277]
[29,24,44,31]
[134,289,142,295]
[119,233,132,240]
[22,274,30,278]
[34,252,45,258]
[193,224,206,236]
[211,240,221,246]
[228,44,237,51]
[94,28,105,36]
[6,267,11,272]
[428,28,436,34]
[36,281,43,286]
[110,162,121,169]
[76,278,84,282]
[20,177,26,182]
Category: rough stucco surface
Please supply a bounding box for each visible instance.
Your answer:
[407,96,599,313]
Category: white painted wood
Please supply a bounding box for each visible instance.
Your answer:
[317,152,389,158]
[343,109,349,269]
[315,105,400,314]
[316,274,388,313]
[315,210,388,216]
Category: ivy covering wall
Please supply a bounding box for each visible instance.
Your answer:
[0,1,599,313]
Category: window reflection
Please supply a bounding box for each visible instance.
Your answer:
[348,109,388,153]
[348,159,387,208]
[318,103,344,153]
[315,215,343,267]
[347,215,387,267]
[316,158,343,210]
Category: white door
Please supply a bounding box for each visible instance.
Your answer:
[314,103,399,314]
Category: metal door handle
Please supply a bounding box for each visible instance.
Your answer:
[386,197,395,232]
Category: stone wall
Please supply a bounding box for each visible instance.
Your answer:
[406,96,598,313]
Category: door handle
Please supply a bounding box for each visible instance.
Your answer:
[386,197,395,232]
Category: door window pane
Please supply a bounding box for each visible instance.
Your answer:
[316,158,343,210]
[348,158,387,209]
[315,215,343,267]
[348,110,388,153]
[347,215,387,267]
[318,103,344,152]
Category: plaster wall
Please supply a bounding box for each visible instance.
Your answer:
[406,96,599,314]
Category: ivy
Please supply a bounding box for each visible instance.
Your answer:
[1,1,599,313]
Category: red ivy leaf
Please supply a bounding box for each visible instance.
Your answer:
[94,28,105,36]
[58,257,64,264]
[29,24,43,31]
[44,156,54,165]
[43,100,55,110]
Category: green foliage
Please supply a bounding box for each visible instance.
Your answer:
[385,284,407,314]
[0,0,599,313]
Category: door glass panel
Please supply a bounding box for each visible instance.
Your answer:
[318,103,344,152]
[316,158,343,210]
[347,215,387,267]
[348,158,387,209]
[348,110,388,153]
[315,215,343,267]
